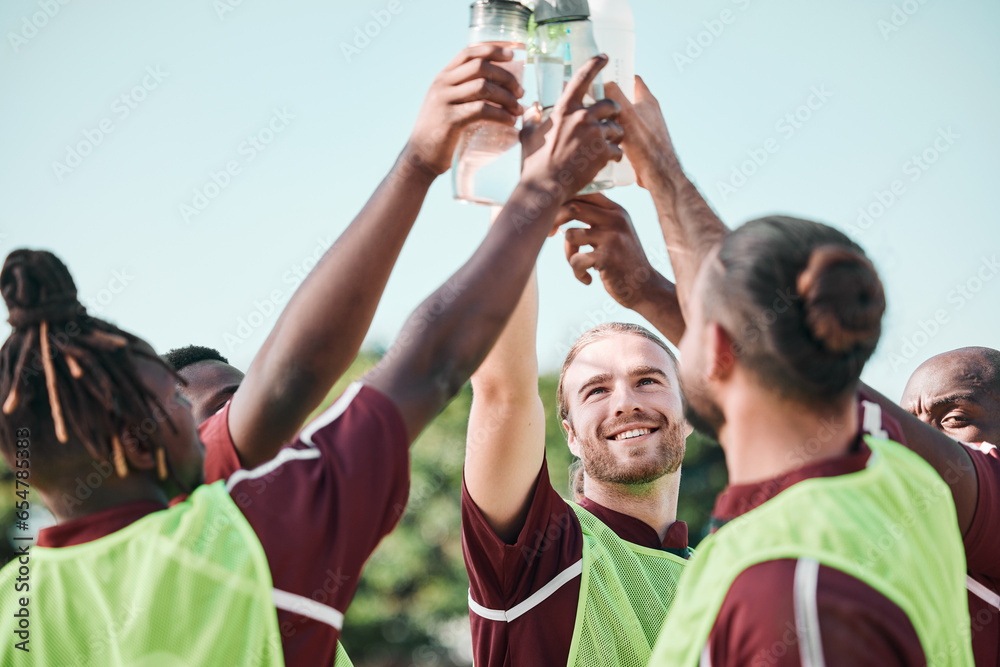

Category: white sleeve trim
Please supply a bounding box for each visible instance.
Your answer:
[225,447,321,492]
[794,557,826,667]
[699,643,713,667]
[300,381,364,447]
[967,575,1000,610]
[468,559,583,623]
[860,400,889,440]
[273,587,344,630]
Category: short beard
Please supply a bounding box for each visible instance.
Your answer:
[578,416,686,486]
[680,374,725,442]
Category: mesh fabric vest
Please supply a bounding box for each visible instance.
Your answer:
[0,480,353,666]
[648,436,974,666]
[566,503,688,667]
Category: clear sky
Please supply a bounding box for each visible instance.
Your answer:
[2,0,998,402]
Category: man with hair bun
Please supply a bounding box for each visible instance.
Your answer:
[902,347,1000,666]
[601,79,973,664]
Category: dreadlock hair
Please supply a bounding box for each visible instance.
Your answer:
[162,345,229,372]
[0,249,177,483]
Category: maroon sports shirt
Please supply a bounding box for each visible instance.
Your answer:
[37,382,410,667]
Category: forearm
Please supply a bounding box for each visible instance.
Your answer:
[232,145,435,464]
[859,382,978,534]
[368,180,561,442]
[631,271,686,347]
[647,162,728,316]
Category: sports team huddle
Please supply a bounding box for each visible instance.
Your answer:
[0,48,997,666]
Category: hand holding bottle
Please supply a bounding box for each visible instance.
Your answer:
[520,55,623,204]
[604,76,681,191]
[405,44,525,178]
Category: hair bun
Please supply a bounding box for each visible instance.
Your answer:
[796,245,885,354]
[1,249,84,329]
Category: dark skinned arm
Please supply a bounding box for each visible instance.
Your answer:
[365,56,623,441]
[227,45,526,468]
[561,193,686,346]
[859,382,978,535]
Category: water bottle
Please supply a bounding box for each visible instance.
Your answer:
[452,1,531,206]
[533,0,614,193]
[589,0,636,186]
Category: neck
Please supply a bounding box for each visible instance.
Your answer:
[582,470,681,542]
[40,473,169,524]
[717,381,858,486]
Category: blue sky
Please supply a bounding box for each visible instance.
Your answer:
[1,0,998,401]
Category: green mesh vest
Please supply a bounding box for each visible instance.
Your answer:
[648,436,974,666]
[566,503,689,667]
[0,480,355,666]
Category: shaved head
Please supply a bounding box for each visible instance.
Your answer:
[901,346,1000,446]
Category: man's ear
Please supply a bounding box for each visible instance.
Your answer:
[563,419,581,457]
[683,420,694,438]
[707,322,737,382]
[120,427,157,474]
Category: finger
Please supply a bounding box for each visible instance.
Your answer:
[601,120,624,145]
[569,193,619,210]
[449,78,524,116]
[561,199,623,230]
[445,44,514,71]
[444,58,525,98]
[567,249,598,285]
[586,98,621,123]
[565,226,611,250]
[557,54,608,112]
[607,142,624,162]
[456,100,518,127]
[634,74,656,104]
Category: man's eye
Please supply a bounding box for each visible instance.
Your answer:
[587,387,606,397]
[638,378,659,386]
[942,413,970,427]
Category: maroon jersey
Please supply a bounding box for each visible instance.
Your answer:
[964,442,1000,666]
[37,382,409,667]
[701,400,989,666]
[462,460,689,666]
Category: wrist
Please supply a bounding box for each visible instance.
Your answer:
[397,141,443,187]
[645,155,686,206]
[635,271,674,315]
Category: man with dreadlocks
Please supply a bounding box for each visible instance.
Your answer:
[0,53,622,665]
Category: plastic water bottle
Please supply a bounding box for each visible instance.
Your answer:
[452,1,531,206]
[533,0,614,194]
[589,0,636,186]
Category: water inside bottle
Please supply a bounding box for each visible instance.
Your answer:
[452,42,526,206]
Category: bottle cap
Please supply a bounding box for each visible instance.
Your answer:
[534,0,591,24]
[470,0,531,29]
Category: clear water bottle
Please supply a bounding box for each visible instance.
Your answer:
[589,0,636,186]
[534,0,614,193]
[452,1,531,206]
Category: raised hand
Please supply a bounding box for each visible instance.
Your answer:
[604,76,680,190]
[406,44,525,177]
[521,55,624,203]
[560,193,686,345]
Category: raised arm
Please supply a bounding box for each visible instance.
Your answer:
[465,230,545,542]
[859,382,978,535]
[606,78,728,317]
[365,55,622,444]
[227,45,525,468]
[562,194,685,346]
